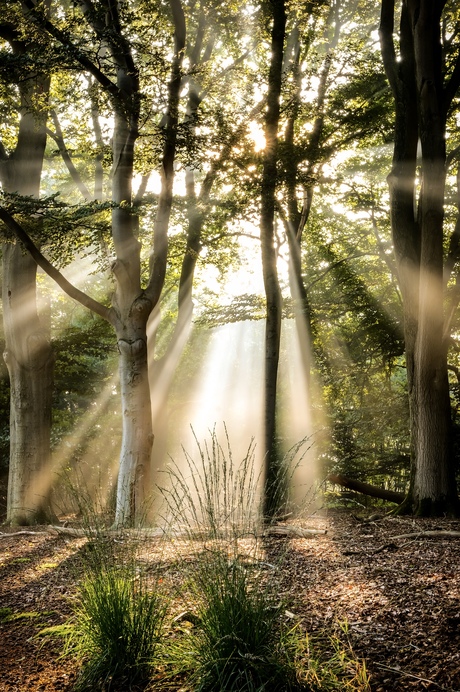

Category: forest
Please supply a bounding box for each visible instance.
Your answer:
[0,0,460,690]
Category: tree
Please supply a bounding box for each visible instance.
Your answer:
[0,0,186,527]
[1,0,262,526]
[256,0,394,511]
[0,7,55,524]
[259,0,286,518]
[379,0,460,515]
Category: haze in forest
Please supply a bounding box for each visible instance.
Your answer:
[0,0,459,527]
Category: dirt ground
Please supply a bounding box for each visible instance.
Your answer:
[0,509,459,691]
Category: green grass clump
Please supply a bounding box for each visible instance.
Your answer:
[176,551,303,692]
[66,564,166,691]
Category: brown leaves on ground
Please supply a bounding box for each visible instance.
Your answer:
[0,509,459,691]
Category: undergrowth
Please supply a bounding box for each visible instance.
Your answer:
[67,565,166,691]
[42,427,370,691]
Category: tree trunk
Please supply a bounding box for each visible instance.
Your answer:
[107,91,161,527]
[260,0,286,519]
[110,0,185,526]
[409,0,457,514]
[0,30,54,524]
[114,299,153,527]
[3,248,54,524]
[379,0,459,515]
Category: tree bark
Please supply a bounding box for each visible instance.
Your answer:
[0,25,54,524]
[114,299,154,527]
[3,249,54,525]
[260,0,286,519]
[379,0,459,515]
[409,0,456,515]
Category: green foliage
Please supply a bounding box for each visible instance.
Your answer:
[295,154,410,489]
[184,552,304,692]
[0,607,13,623]
[52,316,116,443]
[0,191,114,268]
[66,564,166,691]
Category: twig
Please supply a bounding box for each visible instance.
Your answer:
[389,530,460,540]
[0,530,49,538]
[375,662,459,691]
[342,541,398,556]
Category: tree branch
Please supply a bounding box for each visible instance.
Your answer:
[47,111,92,200]
[379,0,400,100]
[145,0,186,304]
[0,207,116,325]
[21,0,121,102]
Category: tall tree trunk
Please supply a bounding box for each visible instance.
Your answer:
[112,0,186,526]
[410,0,457,514]
[3,249,54,524]
[0,32,54,524]
[108,68,150,525]
[379,0,459,515]
[260,0,286,518]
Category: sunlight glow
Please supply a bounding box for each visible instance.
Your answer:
[168,320,265,465]
[45,371,120,514]
[248,121,266,152]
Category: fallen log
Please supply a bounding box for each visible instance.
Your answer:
[327,473,405,505]
[0,530,49,539]
[389,530,460,540]
[263,524,327,538]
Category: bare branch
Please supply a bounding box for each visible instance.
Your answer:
[47,111,92,200]
[379,0,400,99]
[0,207,116,325]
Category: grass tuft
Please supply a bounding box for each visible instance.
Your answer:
[66,564,166,691]
[159,425,262,544]
[186,551,303,691]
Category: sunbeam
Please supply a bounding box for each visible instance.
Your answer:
[170,320,265,460]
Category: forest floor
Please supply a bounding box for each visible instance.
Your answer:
[0,508,459,691]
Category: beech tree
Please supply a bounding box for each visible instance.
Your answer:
[0,7,55,524]
[0,0,260,526]
[0,0,187,527]
[379,0,460,515]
